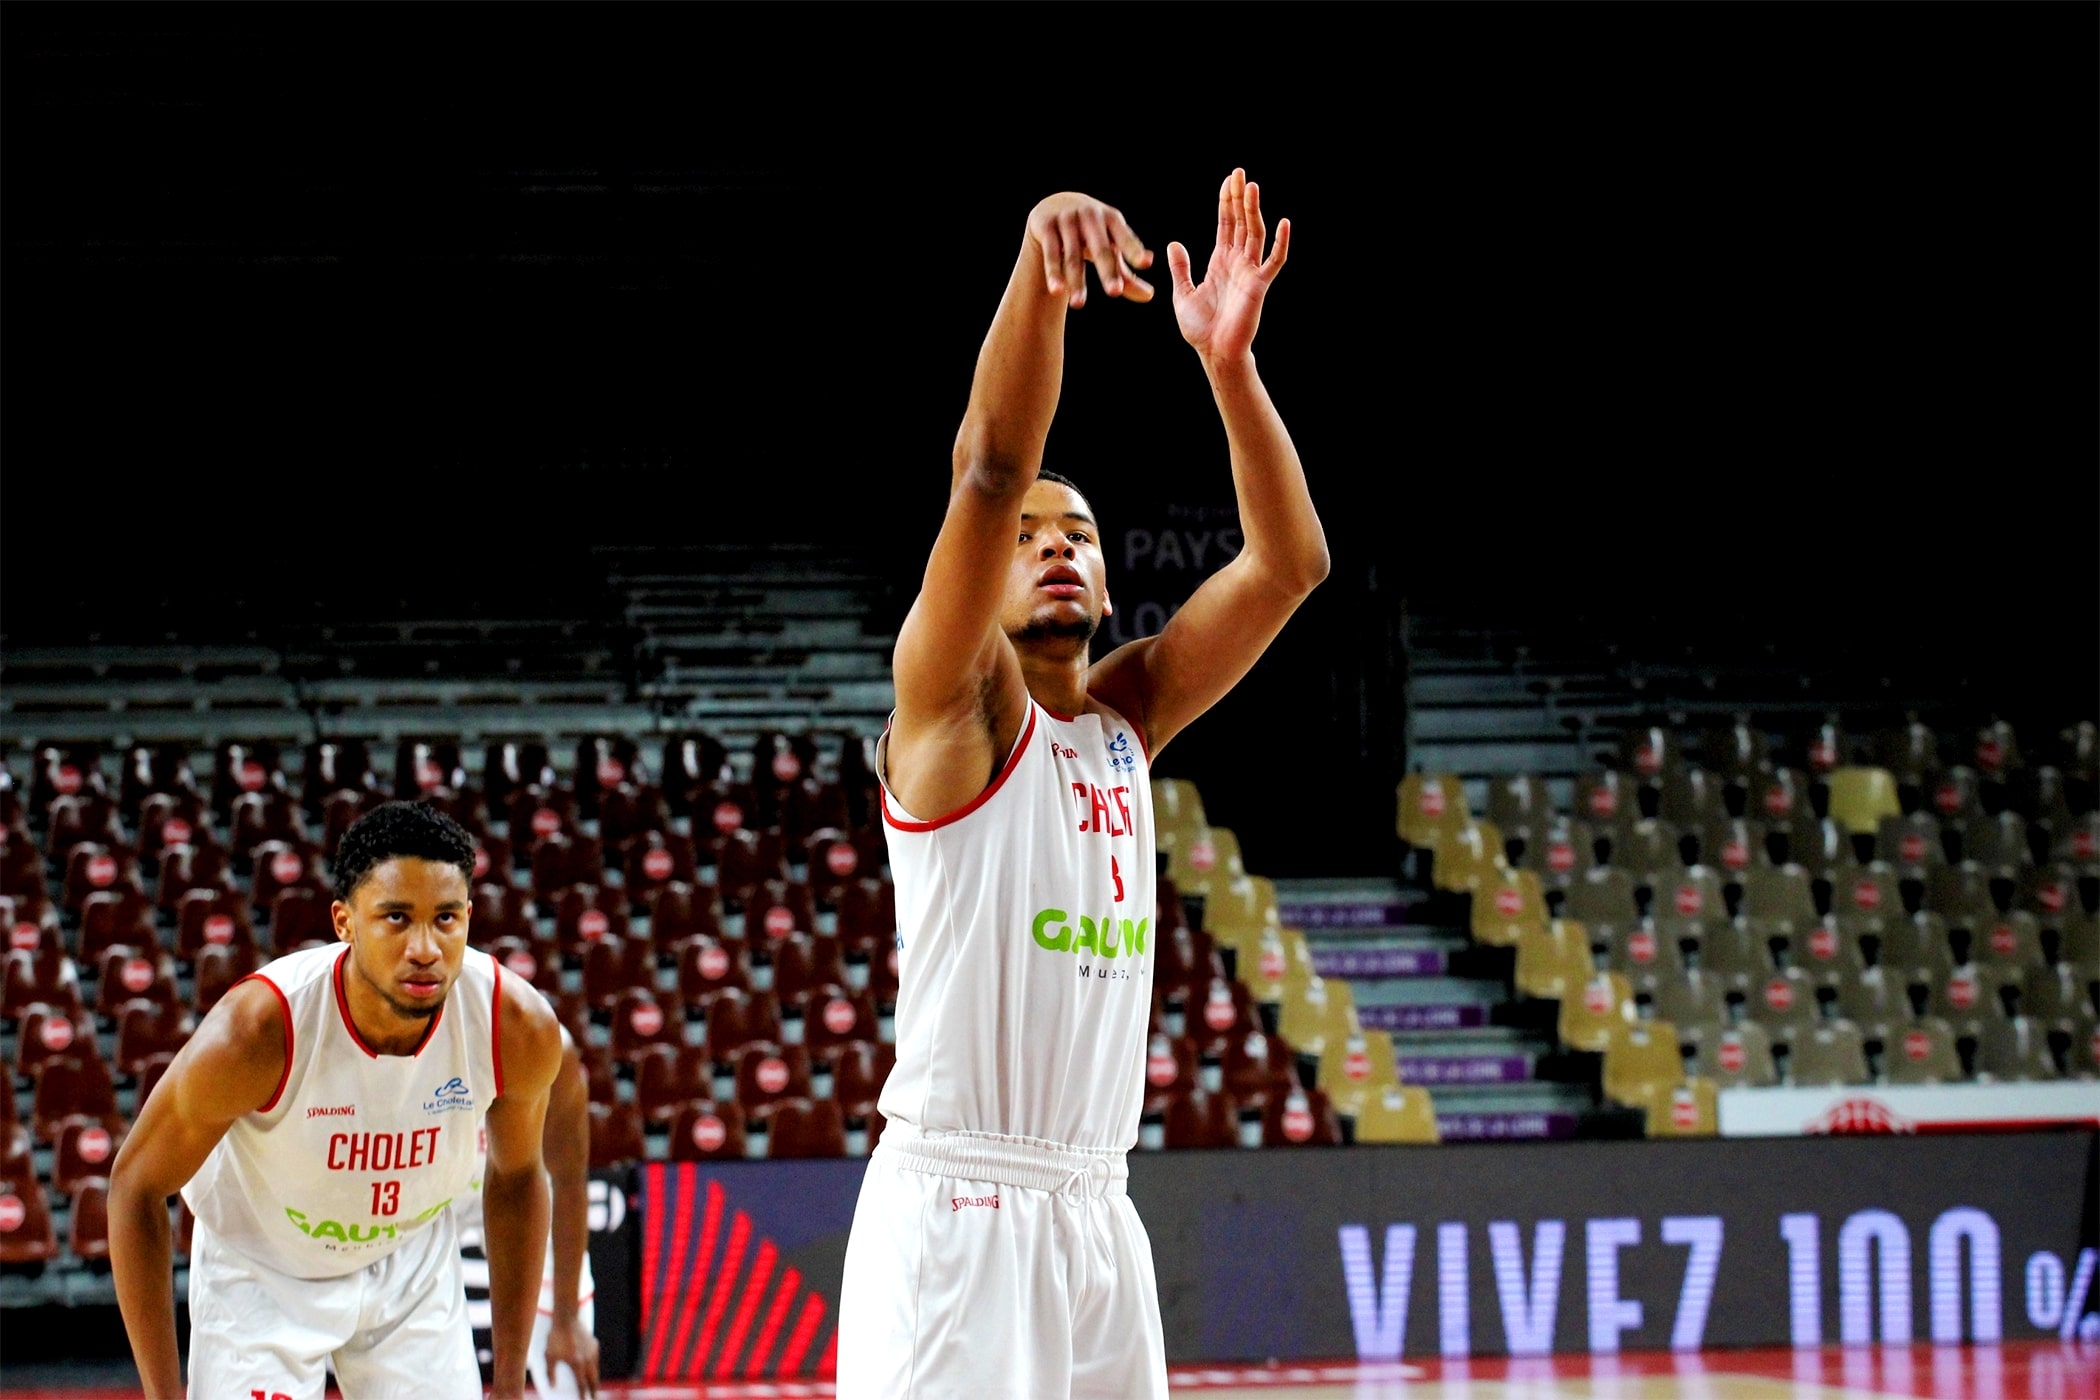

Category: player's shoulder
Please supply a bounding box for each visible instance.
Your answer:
[493,957,563,1093]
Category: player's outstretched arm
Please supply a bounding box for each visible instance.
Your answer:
[1089,170,1327,757]
[888,192,1153,821]
[109,979,288,1400]
[483,974,564,1400]
[541,1029,599,1398]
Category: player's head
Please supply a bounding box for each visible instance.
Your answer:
[1002,471,1112,654]
[330,801,476,1023]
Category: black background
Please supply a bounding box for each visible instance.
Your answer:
[5,7,2094,872]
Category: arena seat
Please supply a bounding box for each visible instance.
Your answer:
[52,1116,123,1199]
[1522,817,1597,901]
[1485,773,1554,862]
[1395,772,1467,853]
[1222,1029,1298,1109]
[1430,821,1504,898]
[753,1096,846,1159]
[2024,962,2098,1032]
[1747,969,1819,1041]
[1470,865,1546,949]
[798,986,879,1056]
[669,1098,748,1162]
[1662,767,1727,836]
[587,1101,645,1169]
[1314,1030,1399,1107]
[1966,811,2035,871]
[1601,1019,1684,1109]
[551,886,629,951]
[2,949,83,1023]
[701,988,783,1066]
[1575,769,1636,847]
[1642,1078,1719,1137]
[1827,766,1903,842]
[1975,911,2044,974]
[121,743,202,821]
[674,934,750,1009]
[1740,864,1819,945]
[660,733,731,817]
[176,888,256,962]
[1700,816,1769,893]
[489,934,561,997]
[1684,1020,1776,1088]
[1977,1014,2057,1081]
[63,843,144,916]
[32,1054,119,1143]
[1651,968,1729,1038]
[1516,918,1593,1001]
[1185,977,1261,1056]
[620,830,696,906]
[1565,867,1641,944]
[1790,915,1866,989]
[1260,1086,1341,1147]
[644,881,727,950]
[1605,918,1686,991]
[249,839,326,911]
[268,887,335,955]
[1558,972,1634,1053]
[78,891,159,962]
[1152,778,1208,839]
[227,791,309,861]
[47,793,127,858]
[1883,1018,1964,1084]
[1141,1032,1200,1114]
[0,1176,58,1266]
[744,880,819,944]
[1788,1022,1871,1087]
[191,943,259,1016]
[16,1005,96,1082]
[712,830,791,902]
[114,999,192,1076]
[581,935,653,1010]
[733,1042,813,1111]
[608,989,682,1061]
[1159,1084,1239,1149]
[1875,912,1955,983]
[831,1039,894,1117]
[1348,1084,1439,1144]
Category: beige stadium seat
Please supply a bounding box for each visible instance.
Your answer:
[1642,1077,1719,1137]
[1171,826,1246,891]
[1789,1022,1871,1087]
[1486,774,1555,845]
[1397,773,1468,851]
[1576,769,1638,836]
[1792,915,1866,988]
[1652,969,1729,1037]
[1319,1031,1401,1106]
[1351,1084,1440,1145]
[1685,1020,1777,1088]
[1975,911,2044,974]
[1662,768,1727,835]
[1976,1016,2057,1082]
[1516,919,1594,1002]
[1566,867,1641,942]
[1875,911,1956,982]
[1828,767,1903,838]
[1702,817,1770,884]
[1220,924,1306,1005]
[1747,967,1821,1037]
[1151,778,1208,839]
[1699,918,1774,991]
[1278,976,1356,1057]
[1837,965,1907,1042]
[1657,865,1728,925]
[1559,972,1634,1053]
[1835,863,1902,922]
[1204,873,1280,938]
[1741,864,1819,943]
[1606,919,1687,991]
[2025,962,2098,1032]
[1881,812,1946,873]
[1616,819,1686,890]
[1882,1017,1964,1084]
[1603,1018,1685,1108]
[1471,866,1547,948]
[1526,817,1598,893]
[1966,811,2035,871]
[1433,820,1505,897]
[1930,963,2017,1038]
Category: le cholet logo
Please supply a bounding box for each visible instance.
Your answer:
[423,1077,476,1115]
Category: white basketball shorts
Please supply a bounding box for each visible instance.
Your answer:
[836,1124,1168,1400]
[187,1211,480,1400]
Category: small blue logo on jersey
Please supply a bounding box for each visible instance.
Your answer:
[423,1077,475,1115]
[1107,730,1137,774]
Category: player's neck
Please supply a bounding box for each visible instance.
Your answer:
[1017,648,1091,719]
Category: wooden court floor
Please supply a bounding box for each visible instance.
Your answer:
[2,1343,2093,1399]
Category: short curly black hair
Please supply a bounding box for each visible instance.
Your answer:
[332,801,477,902]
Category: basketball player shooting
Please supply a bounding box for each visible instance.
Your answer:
[836,170,1325,1396]
[109,802,566,1399]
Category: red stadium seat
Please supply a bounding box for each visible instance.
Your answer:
[797,986,878,1056]
[211,742,287,821]
[631,1044,686,1125]
[33,1054,119,1143]
[269,887,336,955]
[586,1101,645,1169]
[833,878,896,951]
[80,890,161,962]
[52,1116,124,1199]
[227,791,307,860]
[768,933,847,1004]
[675,935,750,1007]
[507,785,577,857]
[489,935,563,997]
[177,888,256,962]
[1141,1032,1200,1115]
[701,987,782,1066]
[669,1099,747,1162]
[830,1039,893,1116]
[752,1096,845,1159]
[1261,1086,1342,1148]
[250,840,326,910]
[155,843,235,916]
[600,785,672,853]
[15,1005,96,1083]
[732,1041,812,1111]
[1162,1085,1241,1150]
[46,793,126,857]
[120,744,202,824]
[472,883,537,945]
[394,740,467,800]
[63,843,144,916]
[552,886,629,953]
[114,999,192,1076]
[95,947,180,1020]
[607,989,682,1062]
[711,829,788,902]
[621,829,696,906]
[304,739,382,814]
[645,881,728,950]
[135,1053,178,1113]
[2,949,83,1022]
[484,743,558,819]
[580,935,655,1011]
[1222,1030,1297,1109]
[0,1175,59,1265]
[192,943,259,1015]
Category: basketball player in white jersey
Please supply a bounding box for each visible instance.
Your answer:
[458,1026,600,1400]
[110,802,565,1399]
[837,170,1326,1397]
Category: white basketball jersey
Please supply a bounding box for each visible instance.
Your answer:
[184,943,502,1279]
[879,699,1156,1151]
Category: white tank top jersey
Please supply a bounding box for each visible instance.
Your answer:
[183,942,503,1279]
[878,699,1156,1152]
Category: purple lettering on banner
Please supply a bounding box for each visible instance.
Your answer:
[1281,902,1414,929]
[1355,1004,1487,1032]
[1311,947,1446,979]
[1434,1111,1580,1141]
[1399,1055,1531,1086]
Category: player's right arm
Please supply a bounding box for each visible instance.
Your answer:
[109,979,288,1400]
[887,192,1153,820]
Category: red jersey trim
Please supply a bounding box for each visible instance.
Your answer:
[1044,699,1150,762]
[332,945,444,1058]
[235,973,295,1114]
[491,960,506,1098]
[882,706,1039,833]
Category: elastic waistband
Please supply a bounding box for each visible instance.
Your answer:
[877,1123,1128,1197]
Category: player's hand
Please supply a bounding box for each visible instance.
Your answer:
[543,1314,601,1399]
[1168,169,1289,368]
[1026,192,1155,309]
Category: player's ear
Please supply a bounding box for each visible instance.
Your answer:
[331,900,354,943]
[1102,591,1113,617]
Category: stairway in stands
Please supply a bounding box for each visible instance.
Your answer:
[1274,876,1602,1140]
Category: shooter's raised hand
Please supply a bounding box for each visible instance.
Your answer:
[1168,169,1290,367]
[1027,192,1155,309]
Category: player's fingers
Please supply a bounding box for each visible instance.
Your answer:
[1037,219,1067,296]
[1106,208,1153,270]
[1078,207,1124,297]
[1058,211,1088,307]
[1262,217,1291,277]
[1228,168,1247,254]
[1245,181,1267,263]
[1215,173,1235,254]
[1117,257,1156,303]
[1165,241,1197,299]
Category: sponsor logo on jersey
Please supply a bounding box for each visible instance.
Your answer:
[1107,730,1137,774]
[1030,907,1149,960]
[284,1195,451,1246]
[423,1077,476,1115]
[306,1104,356,1119]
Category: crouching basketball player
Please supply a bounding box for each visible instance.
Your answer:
[837,170,1325,1397]
[111,802,565,1399]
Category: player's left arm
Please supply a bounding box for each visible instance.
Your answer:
[541,1028,599,1397]
[483,972,564,1400]
[1089,170,1327,757]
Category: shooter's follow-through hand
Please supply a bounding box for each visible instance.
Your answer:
[1168,168,1290,368]
[1026,192,1155,309]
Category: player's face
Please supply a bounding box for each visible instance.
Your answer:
[334,856,472,1023]
[1003,479,1111,647]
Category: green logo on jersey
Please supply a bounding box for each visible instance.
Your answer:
[283,1197,451,1244]
[1031,907,1148,958]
